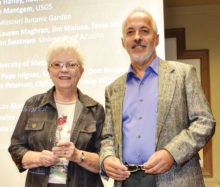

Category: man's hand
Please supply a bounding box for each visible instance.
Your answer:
[144,149,174,174]
[103,156,130,181]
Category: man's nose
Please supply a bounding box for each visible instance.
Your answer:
[134,31,141,43]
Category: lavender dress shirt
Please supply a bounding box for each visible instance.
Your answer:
[122,57,158,165]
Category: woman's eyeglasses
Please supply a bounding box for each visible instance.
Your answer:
[49,61,81,70]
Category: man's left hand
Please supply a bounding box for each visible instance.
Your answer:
[144,149,174,174]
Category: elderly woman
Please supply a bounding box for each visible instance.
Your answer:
[8,38,104,187]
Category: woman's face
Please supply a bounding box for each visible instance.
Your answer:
[48,49,84,92]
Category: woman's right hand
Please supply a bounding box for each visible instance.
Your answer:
[22,150,60,169]
[40,150,60,167]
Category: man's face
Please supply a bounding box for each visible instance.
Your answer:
[122,12,159,64]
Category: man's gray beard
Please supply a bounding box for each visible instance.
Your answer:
[130,41,157,63]
[131,49,154,63]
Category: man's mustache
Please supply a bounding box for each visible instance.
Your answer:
[131,43,147,49]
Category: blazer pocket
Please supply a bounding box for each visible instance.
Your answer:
[24,119,48,150]
[77,121,97,149]
[80,121,96,133]
[25,120,45,131]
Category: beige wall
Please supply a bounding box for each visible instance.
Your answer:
[164,4,220,184]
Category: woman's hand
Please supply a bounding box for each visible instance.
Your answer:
[22,150,59,169]
[52,142,81,163]
[52,142,101,173]
[40,150,60,167]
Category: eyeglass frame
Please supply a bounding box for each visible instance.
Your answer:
[49,61,81,70]
[124,162,146,173]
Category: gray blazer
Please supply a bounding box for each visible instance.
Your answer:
[99,58,215,187]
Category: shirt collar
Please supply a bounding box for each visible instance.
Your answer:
[149,56,159,75]
[127,56,159,81]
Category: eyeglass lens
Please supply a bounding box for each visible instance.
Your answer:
[50,62,80,69]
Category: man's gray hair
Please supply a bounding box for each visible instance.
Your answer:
[122,8,158,36]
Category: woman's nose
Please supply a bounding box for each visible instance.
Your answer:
[60,64,69,72]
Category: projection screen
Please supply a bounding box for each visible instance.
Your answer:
[0,0,164,186]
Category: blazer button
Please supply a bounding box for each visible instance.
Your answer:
[32,124,37,129]
[67,176,71,182]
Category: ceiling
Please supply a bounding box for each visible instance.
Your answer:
[164,0,220,8]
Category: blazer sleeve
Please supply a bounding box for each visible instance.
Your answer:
[8,101,30,172]
[164,65,215,165]
[99,87,116,168]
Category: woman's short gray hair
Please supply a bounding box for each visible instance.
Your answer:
[122,8,158,36]
[46,37,84,68]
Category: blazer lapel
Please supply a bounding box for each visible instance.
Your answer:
[155,59,176,147]
[71,100,83,135]
[70,99,83,143]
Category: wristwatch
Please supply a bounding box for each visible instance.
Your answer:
[81,151,85,163]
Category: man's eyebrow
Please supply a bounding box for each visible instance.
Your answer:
[126,27,134,30]
[140,26,149,29]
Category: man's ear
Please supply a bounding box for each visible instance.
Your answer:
[155,34,159,46]
[121,37,125,49]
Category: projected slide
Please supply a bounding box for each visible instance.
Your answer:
[0,0,164,186]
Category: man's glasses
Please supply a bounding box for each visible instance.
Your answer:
[125,162,145,172]
[49,61,81,70]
